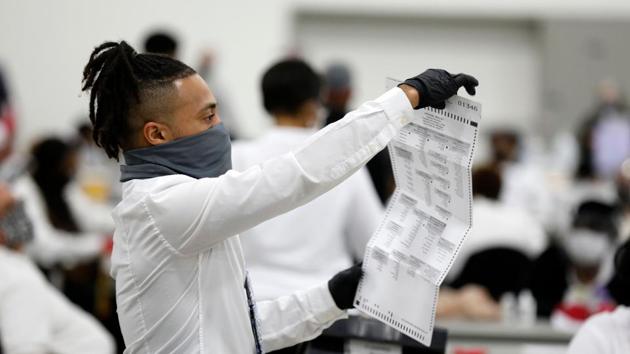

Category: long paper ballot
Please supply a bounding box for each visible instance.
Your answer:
[355,78,482,346]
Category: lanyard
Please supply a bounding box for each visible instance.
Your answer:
[245,274,264,354]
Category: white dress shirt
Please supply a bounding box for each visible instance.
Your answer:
[110,87,413,353]
[11,175,105,267]
[232,126,383,300]
[0,247,114,354]
[568,306,630,354]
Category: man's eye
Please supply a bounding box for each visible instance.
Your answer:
[206,114,215,121]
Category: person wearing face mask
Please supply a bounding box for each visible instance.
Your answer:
[535,201,618,331]
[12,139,110,295]
[232,59,382,306]
[568,239,630,353]
[81,40,478,353]
[12,138,110,267]
[0,182,115,354]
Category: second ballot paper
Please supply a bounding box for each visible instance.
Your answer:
[355,78,482,347]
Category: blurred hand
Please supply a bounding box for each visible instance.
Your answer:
[400,69,478,109]
[197,48,215,74]
[328,262,363,310]
[102,234,114,255]
[0,183,15,218]
[457,285,501,321]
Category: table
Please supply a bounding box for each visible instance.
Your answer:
[306,315,448,353]
[437,319,572,354]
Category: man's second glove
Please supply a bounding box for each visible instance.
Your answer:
[328,263,363,310]
[400,69,478,110]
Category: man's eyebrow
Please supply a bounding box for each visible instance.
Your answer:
[198,102,217,113]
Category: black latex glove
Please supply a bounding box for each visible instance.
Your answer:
[400,69,478,110]
[328,262,363,310]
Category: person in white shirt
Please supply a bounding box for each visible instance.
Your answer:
[448,165,547,282]
[488,130,555,232]
[12,174,106,267]
[568,240,630,354]
[0,183,114,354]
[0,248,115,354]
[232,59,383,301]
[80,40,478,353]
[12,138,108,269]
[10,138,111,320]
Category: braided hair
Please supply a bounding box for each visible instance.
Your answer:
[81,41,195,160]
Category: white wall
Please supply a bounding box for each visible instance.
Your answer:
[2,0,630,149]
[0,0,290,147]
[539,20,630,137]
[296,15,541,131]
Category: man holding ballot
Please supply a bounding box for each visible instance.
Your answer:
[81,40,477,353]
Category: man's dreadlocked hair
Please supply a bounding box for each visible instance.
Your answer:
[81,41,195,160]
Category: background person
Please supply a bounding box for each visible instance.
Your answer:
[0,182,115,354]
[568,239,630,353]
[233,59,383,302]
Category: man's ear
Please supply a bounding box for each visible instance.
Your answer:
[143,121,174,146]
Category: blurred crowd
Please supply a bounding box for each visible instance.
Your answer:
[0,30,629,354]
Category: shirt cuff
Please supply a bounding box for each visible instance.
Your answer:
[375,87,414,128]
[305,284,348,324]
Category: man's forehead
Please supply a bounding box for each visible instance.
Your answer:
[172,74,216,109]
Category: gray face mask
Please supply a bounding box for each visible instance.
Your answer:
[120,123,231,182]
[1,201,34,247]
